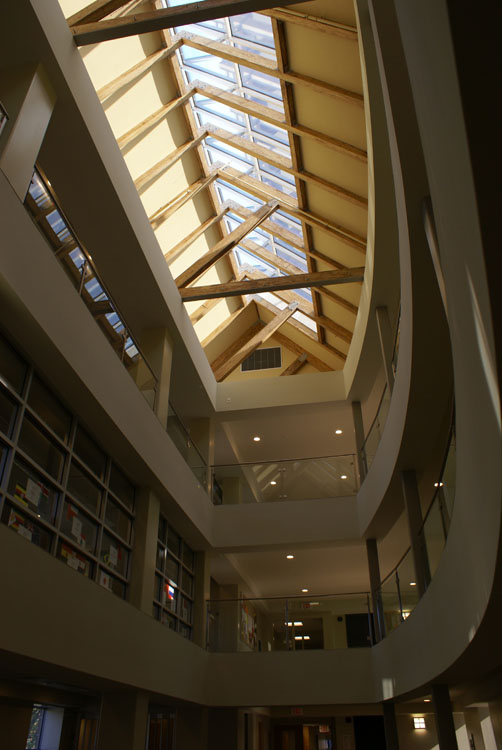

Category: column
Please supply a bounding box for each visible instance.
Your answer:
[0,703,33,749]
[351,401,367,482]
[129,489,160,614]
[208,708,239,750]
[97,690,149,750]
[375,306,395,393]
[0,63,56,200]
[192,550,211,648]
[382,702,400,750]
[177,705,208,750]
[488,700,502,749]
[366,538,385,641]
[137,327,173,426]
[401,470,431,596]
[432,684,458,750]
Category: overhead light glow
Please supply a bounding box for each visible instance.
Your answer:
[294,635,303,640]
[253,436,261,442]
[270,480,277,486]
[424,699,431,703]
[434,481,444,487]
[410,582,417,587]
[413,718,426,729]
[302,588,308,593]
[341,475,348,480]
[303,635,310,640]
[335,429,343,435]
[286,554,294,559]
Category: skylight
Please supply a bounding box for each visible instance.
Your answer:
[163,2,317,335]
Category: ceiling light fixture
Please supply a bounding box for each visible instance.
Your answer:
[424,699,431,703]
[286,554,294,559]
[410,582,417,587]
[335,429,343,435]
[434,481,444,487]
[341,475,348,480]
[302,588,308,593]
[270,480,277,486]
[253,436,261,442]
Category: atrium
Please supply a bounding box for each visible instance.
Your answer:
[0,0,500,749]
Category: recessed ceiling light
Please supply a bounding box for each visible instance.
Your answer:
[410,582,417,586]
[253,436,261,442]
[302,588,308,593]
[434,481,444,487]
[341,475,348,480]
[294,621,303,626]
[270,480,277,486]
[294,636,303,640]
[335,429,343,435]
[424,699,431,703]
[303,635,310,640]
[286,554,294,559]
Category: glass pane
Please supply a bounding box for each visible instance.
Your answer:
[182,544,194,571]
[8,460,59,524]
[423,498,446,577]
[180,595,193,624]
[230,13,275,49]
[154,574,163,602]
[99,569,126,598]
[73,425,106,478]
[157,543,166,573]
[0,387,17,437]
[67,459,102,515]
[239,66,281,100]
[18,417,65,480]
[0,440,7,480]
[2,503,53,552]
[27,377,71,441]
[61,501,98,554]
[250,117,289,146]
[179,622,192,640]
[158,515,167,544]
[181,567,193,596]
[57,540,93,577]
[166,555,179,585]
[0,335,26,394]
[153,603,161,620]
[104,497,131,543]
[100,531,129,578]
[162,581,178,613]
[161,610,177,631]
[166,526,181,557]
[109,464,135,510]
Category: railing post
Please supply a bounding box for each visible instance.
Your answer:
[395,570,404,621]
[285,599,289,651]
[375,306,395,394]
[401,470,431,596]
[366,538,385,641]
[351,400,367,482]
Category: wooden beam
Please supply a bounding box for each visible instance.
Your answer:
[263,322,333,372]
[200,303,247,348]
[280,352,308,376]
[261,9,358,41]
[67,0,131,26]
[117,88,195,150]
[96,42,181,102]
[219,167,367,250]
[315,285,358,315]
[164,209,229,263]
[190,297,223,324]
[208,127,367,207]
[135,131,207,191]
[183,35,364,106]
[90,299,114,316]
[240,239,306,277]
[194,83,367,162]
[72,0,312,44]
[213,305,297,381]
[149,172,218,230]
[175,200,278,288]
[179,267,365,301]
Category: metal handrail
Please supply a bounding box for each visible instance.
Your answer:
[211,452,356,470]
[167,401,207,467]
[206,590,370,604]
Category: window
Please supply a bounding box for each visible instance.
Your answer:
[154,515,195,639]
[0,332,136,599]
[413,718,426,729]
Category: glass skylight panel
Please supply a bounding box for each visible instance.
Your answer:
[270,211,303,238]
[294,311,317,331]
[239,67,282,100]
[229,13,275,49]
[215,181,263,210]
[249,117,289,146]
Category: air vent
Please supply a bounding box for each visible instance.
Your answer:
[241,347,281,372]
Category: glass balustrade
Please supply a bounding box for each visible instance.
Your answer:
[206,592,372,652]
[24,169,158,410]
[166,403,207,485]
[211,454,358,505]
[379,548,420,635]
[361,385,391,471]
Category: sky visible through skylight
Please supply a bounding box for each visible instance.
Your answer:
[164,2,316,334]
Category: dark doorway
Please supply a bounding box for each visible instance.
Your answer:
[353,716,386,750]
[345,613,373,648]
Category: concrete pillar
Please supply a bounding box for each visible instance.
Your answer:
[351,400,367,481]
[129,489,160,614]
[192,550,211,648]
[0,63,56,200]
[366,538,385,641]
[401,470,431,596]
[0,703,33,749]
[138,327,173,426]
[432,684,459,750]
[382,702,400,750]
[375,306,396,392]
[96,690,149,750]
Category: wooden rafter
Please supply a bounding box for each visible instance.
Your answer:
[179,267,365,301]
[135,131,207,191]
[71,0,313,44]
[219,167,367,250]
[261,9,358,41]
[257,316,335,371]
[175,200,278,288]
[200,303,247,348]
[117,88,195,150]
[189,297,223,324]
[207,126,367,207]
[164,209,229,263]
[149,173,217,230]
[212,304,297,382]
[194,83,367,162]
[182,35,364,106]
[280,352,308,376]
[67,0,132,26]
[96,42,181,102]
